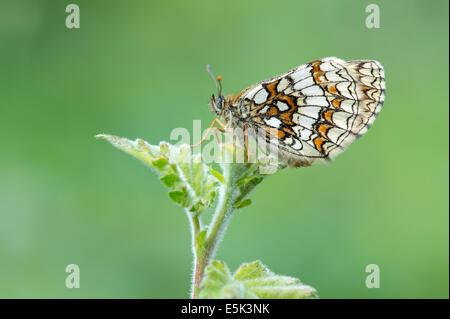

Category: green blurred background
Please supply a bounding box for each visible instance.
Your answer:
[0,0,448,298]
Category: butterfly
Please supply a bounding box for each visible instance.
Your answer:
[198,57,385,167]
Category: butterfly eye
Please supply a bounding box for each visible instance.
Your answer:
[216,96,223,108]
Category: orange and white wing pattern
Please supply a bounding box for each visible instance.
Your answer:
[232,57,385,167]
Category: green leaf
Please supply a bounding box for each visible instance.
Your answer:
[208,167,225,184]
[198,260,233,299]
[188,200,204,214]
[236,176,257,186]
[96,134,219,214]
[152,158,169,169]
[233,198,252,209]
[199,260,318,299]
[168,190,187,205]
[159,174,180,187]
[159,142,170,155]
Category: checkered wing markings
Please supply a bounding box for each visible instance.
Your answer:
[236,57,385,160]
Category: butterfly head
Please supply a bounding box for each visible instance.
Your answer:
[207,65,225,115]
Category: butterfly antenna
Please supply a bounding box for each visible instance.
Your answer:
[206,64,223,97]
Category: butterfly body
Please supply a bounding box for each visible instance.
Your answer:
[208,57,385,167]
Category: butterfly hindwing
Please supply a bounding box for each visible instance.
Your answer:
[230,57,385,166]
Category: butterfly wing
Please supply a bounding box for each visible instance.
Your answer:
[233,57,385,166]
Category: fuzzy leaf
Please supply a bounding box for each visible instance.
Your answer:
[208,167,225,184]
[159,174,180,187]
[233,199,252,209]
[152,158,169,169]
[216,143,286,207]
[96,134,219,214]
[199,260,318,299]
[168,190,187,205]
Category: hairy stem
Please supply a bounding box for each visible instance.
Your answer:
[187,213,200,298]
[191,161,238,298]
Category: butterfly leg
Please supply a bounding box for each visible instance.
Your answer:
[213,126,226,145]
[190,118,226,148]
[242,123,250,165]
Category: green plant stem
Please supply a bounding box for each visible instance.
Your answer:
[190,161,238,298]
[187,212,201,298]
